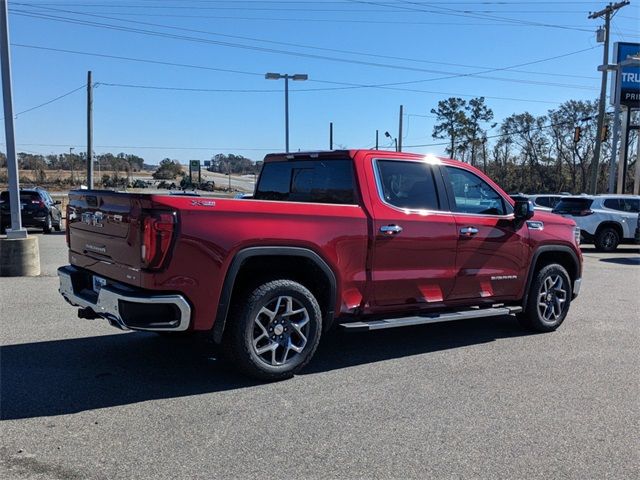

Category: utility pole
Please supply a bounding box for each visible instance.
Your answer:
[398,105,403,152]
[329,122,333,150]
[375,130,379,150]
[587,1,629,194]
[87,70,94,189]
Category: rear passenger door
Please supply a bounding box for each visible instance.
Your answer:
[603,198,639,239]
[442,166,528,301]
[369,158,458,309]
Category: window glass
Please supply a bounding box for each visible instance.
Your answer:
[603,198,622,211]
[606,198,640,213]
[625,199,639,213]
[254,159,356,204]
[376,160,439,210]
[445,166,506,215]
[535,197,551,207]
[553,198,593,213]
[548,196,562,208]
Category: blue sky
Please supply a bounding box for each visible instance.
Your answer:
[1,0,639,164]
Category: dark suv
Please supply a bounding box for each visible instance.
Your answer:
[0,187,63,234]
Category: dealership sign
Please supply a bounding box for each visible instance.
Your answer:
[612,42,640,108]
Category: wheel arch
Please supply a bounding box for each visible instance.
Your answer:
[522,245,580,307]
[212,246,337,343]
[595,221,623,238]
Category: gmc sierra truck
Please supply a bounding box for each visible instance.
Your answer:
[58,150,583,380]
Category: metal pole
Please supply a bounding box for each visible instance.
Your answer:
[375,130,379,150]
[329,122,333,150]
[588,12,611,194]
[284,75,289,153]
[616,108,630,194]
[633,131,640,195]
[587,1,629,193]
[0,0,26,238]
[87,70,94,189]
[398,105,403,152]
[608,65,623,193]
[621,111,631,191]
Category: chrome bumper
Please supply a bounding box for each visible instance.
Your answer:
[573,278,582,298]
[58,266,191,332]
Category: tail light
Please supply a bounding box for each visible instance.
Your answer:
[31,199,46,208]
[576,209,593,216]
[141,211,176,270]
[66,205,72,247]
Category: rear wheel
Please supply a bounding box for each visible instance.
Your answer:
[519,264,572,332]
[43,215,53,234]
[54,219,62,232]
[595,226,619,252]
[223,279,322,381]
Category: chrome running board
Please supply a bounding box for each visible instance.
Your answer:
[339,306,522,332]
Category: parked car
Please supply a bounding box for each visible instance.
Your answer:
[0,187,63,234]
[59,150,582,381]
[552,194,640,251]
[527,193,569,212]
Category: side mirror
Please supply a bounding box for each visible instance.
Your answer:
[513,197,534,221]
[54,200,62,205]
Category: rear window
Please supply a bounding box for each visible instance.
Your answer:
[0,191,41,203]
[254,159,356,204]
[553,198,593,213]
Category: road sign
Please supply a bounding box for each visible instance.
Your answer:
[203,160,211,167]
[612,42,640,108]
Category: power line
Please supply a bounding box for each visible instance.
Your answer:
[9,7,597,90]
[345,0,594,31]
[11,44,583,105]
[0,84,86,121]
[12,2,600,82]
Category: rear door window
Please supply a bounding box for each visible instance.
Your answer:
[375,160,439,210]
[254,159,356,204]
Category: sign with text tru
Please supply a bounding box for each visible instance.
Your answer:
[612,42,640,108]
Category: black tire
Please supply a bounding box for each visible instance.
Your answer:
[519,264,572,332]
[223,279,322,381]
[594,226,619,252]
[43,215,53,234]
[54,219,62,232]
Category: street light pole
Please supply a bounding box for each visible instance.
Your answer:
[69,147,75,186]
[265,72,308,153]
[0,0,26,238]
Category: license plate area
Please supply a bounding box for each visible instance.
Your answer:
[92,275,107,293]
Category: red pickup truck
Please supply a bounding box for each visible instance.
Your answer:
[59,150,582,380]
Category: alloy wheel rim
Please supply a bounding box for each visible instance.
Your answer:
[603,231,616,248]
[251,295,310,367]
[537,274,567,323]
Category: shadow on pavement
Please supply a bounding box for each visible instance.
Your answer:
[599,257,640,266]
[580,247,640,254]
[1,315,528,420]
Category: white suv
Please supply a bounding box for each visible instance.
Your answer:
[527,194,568,212]
[552,195,640,251]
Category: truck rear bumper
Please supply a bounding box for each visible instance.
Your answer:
[58,265,191,332]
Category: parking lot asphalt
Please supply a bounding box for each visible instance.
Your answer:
[1,234,639,479]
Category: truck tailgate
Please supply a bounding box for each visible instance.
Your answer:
[67,190,146,285]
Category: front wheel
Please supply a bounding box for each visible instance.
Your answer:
[224,280,322,381]
[519,264,572,332]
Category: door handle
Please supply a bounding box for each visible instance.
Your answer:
[460,226,479,237]
[380,224,403,235]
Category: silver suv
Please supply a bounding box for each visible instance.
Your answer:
[553,195,640,252]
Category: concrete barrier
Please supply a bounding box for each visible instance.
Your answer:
[0,235,41,276]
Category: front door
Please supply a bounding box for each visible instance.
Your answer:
[369,158,458,309]
[442,165,528,301]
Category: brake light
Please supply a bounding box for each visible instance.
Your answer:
[31,200,46,208]
[577,209,593,216]
[141,211,176,270]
